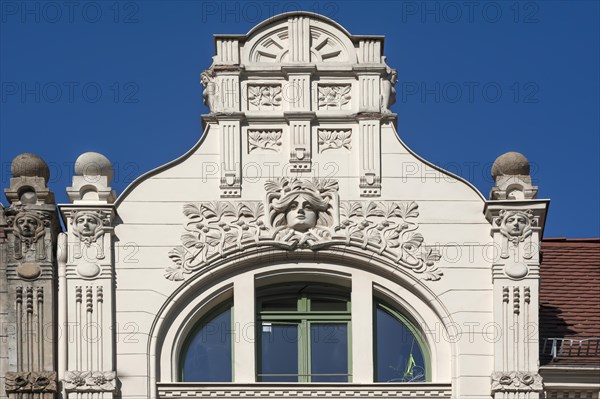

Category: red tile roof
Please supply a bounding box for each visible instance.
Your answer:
[540,238,600,365]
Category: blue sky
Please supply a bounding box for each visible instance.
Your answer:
[1,0,598,238]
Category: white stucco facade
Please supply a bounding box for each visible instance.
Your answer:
[5,12,580,399]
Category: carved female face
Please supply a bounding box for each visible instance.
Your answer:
[75,215,99,237]
[16,215,39,237]
[504,214,528,236]
[285,194,318,232]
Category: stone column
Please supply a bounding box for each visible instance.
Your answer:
[59,152,117,398]
[2,153,60,399]
[486,152,548,398]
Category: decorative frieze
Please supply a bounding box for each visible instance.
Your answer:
[318,129,352,152]
[4,371,57,393]
[63,370,116,392]
[491,372,543,392]
[317,84,351,110]
[165,178,441,281]
[156,384,452,398]
[248,130,282,153]
[248,85,283,111]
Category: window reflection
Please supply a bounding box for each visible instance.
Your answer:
[375,305,427,382]
[181,305,232,382]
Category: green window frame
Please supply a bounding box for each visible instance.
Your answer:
[257,286,352,383]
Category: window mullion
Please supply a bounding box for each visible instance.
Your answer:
[299,320,309,383]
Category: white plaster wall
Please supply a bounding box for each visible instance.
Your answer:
[113,116,493,398]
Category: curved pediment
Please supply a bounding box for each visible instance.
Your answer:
[214,12,382,66]
[241,13,357,65]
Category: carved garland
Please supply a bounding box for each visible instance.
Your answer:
[5,371,56,393]
[491,372,543,392]
[63,370,117,392]
[165,178,441,282]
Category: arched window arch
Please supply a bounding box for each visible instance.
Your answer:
[175,279,434,384]
[180,301,233,382]
[374,301,430,382]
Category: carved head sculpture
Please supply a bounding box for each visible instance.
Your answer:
[200,70,214,87]
[389,69,398,85]
[498,210,534,240]
[71,211,105,244]
[15,214,39,238]
[7,210,50,258]
[266,178,338,233]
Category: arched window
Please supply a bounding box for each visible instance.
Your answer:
[257,284,351,383]
[374,301,429,382]
[180,302,233,382]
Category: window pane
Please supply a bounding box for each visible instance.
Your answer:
[181,307,232,382]
[261,298,298,311]
[260,323,299,382]
[375,307,426,382]
[310,299,347,312]
[310,323,348,382]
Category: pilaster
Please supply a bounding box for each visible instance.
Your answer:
[485,200,549,399]
[2,154,59,399]
[357,117,382,197]
[59,152,118,397]
[217,113,244,197]
[285,112,315,173]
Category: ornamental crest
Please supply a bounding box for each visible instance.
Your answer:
[165,178,441,282]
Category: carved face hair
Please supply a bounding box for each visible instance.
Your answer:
[285,194,319,232]
[503,213,529,237]
[75,214,100,237]
[271,190,330,232]
[15,215,39,238]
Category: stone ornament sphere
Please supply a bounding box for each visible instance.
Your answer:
[74,152,114,182]
[11,153,50,182]
[491,152,530,178]
[16,262,42,280]
[505,262,529,279]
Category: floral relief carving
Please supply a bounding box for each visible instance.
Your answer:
[248,130,283,153]
[63,370,117,392]
[5,371,56,393]
[491,372,543,392]
[317,85,351,110]
[247,85,282,110]
[165,178,441,282]
[318,129,352,152]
